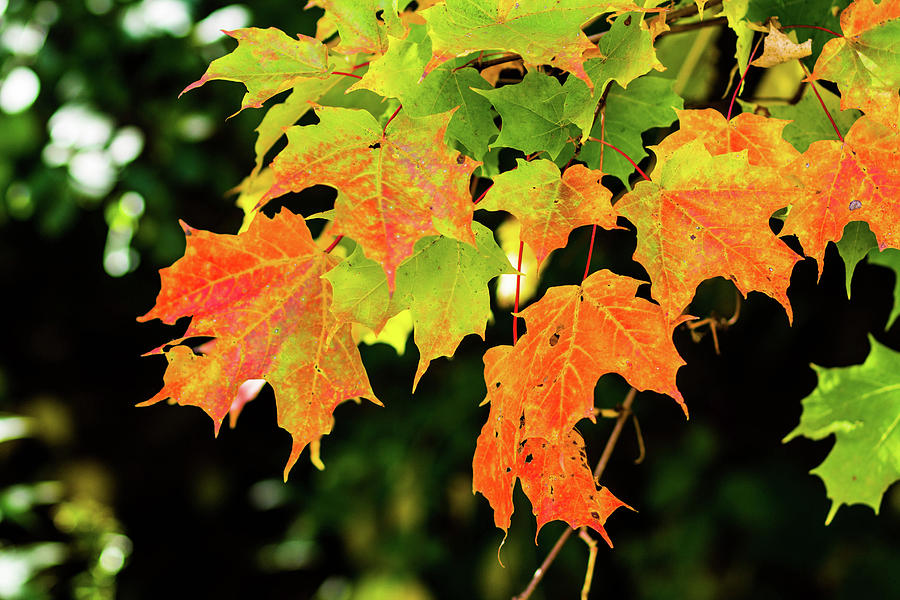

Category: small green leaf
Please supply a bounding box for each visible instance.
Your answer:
[768,85,862,153]
[584,12,664,93]
[581,76,683,187]
[784,337,900,524]
[323,244,391,333]
[835,221,877,298]
[869,248,900,330]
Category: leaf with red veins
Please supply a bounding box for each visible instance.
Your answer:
[514,270,687,439]
[782,116,900,274]
[519,432,630,545]
[810,0,900,129]
[181,28,332,115]
[616,141,803,323]
[654,109,800,170]
[263,106,478,291]
[138,209,379,478]
[420,0,642,90]
[477,159,619,269]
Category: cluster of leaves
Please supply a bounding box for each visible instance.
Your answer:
[139,0,900,565]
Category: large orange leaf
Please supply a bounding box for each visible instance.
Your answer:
[472,346,628,545]
[472,270,682,541]
[781,116,900,273]
[653,109,800,169]
[263,107,477,291]
[616,141,803,323]
[138,209,379,478]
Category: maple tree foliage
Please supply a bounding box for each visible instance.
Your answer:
[140,0,900,594]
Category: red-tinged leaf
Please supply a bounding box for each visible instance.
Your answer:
[781,116,900,273]
[654,109,800,169]
[420,0,641,90]
[138,209,379,478]
[810,0,900,129]
[477,159,618,269]
[472,345,629,544]
[616,141,803,323]
[263,106,477,291]
[514,270,687,439]
[181,28,332,115]
[518,432,629,545]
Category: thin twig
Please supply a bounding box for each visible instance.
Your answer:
[514,388,637,600]
[664,0,724,22]
[577,529,599,600]
[665,16,727,35]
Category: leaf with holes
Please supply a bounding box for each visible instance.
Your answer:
[138,209,379,479]
[616,140,803,323]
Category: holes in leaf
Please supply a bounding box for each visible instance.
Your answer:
[369,142,381,149]
[849,200,862,211]
[519,414,525,428]
[506,467,511,473]
[524,453,533,464]
[375,9,384,22]
[590,511,600,519]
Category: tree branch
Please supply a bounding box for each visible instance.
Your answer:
[513,387,637,600]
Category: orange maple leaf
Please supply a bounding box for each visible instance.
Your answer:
[138,209,380,478]
[781,116,900,273]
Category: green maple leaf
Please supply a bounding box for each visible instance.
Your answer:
[580,75,683,187]
[835,221,877,298]
[869,248,900,330]
[307,0,405,55]
[181,28,332,115]
[785,337,900,524]
[768,84,862,152]
[584,12,664,93]
[350,27,499,158]
[324,223,515,389]
[473,70,593,159]
[420,0,637,89]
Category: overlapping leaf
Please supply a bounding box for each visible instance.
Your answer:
[420,0,640,89]
[138,209,379,478]
[324,223,515,389]
[781,116,900,275]
[263,106,477,290]
[785,337,900,524]
[477,159,618,269]
[810,0,900,128]
[584,12,664,92]
[305,0,405,55]
[767,85,861,152]
[181,28,332,115]
[616,141,802,322]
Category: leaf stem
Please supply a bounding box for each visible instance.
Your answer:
[383,104,402,136]
[332,71,363,79]
[587,137,651,182]
[782,24,841,37]
[514,388,637,600]
[799,64,844,142]
[512,240,524,345]
[324,235,343,253]
[582,225,597,282]
[726,36,764,121]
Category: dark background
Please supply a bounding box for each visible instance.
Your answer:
[1,1,899,598]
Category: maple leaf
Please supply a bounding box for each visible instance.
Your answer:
[615,140,802,323]
[473,71,593,160]
[323,223,515,389]
[477,159,618,269]
[767,85,862,152]
[305,0,405,55]
[263,106,477,291]
[780,115,900,276]
[750,23,812,68]
[809,0,900,129]
[349,27,499,158]
[472,345,629,545]
[580,75,682,187]
[180,28,332,115]
[584,12,665,93]
[653,109,800,170]
[784,337,900,524]
[835,221,877,297]
[869,248,900,330]
[420,0,641,89]
[138,209,379,478]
